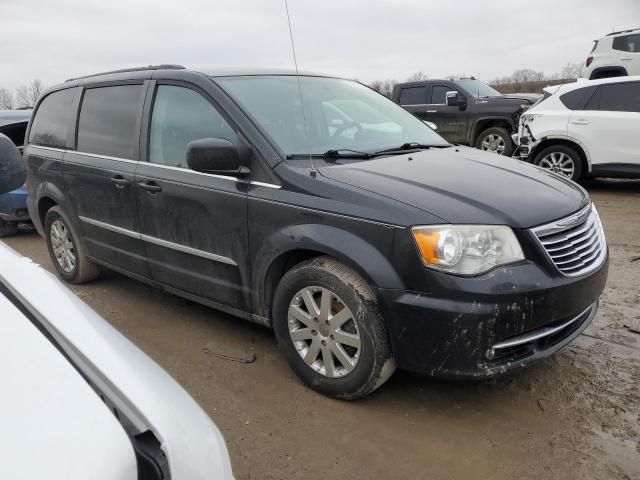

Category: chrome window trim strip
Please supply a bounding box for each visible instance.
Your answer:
[491,304,593,350]
[79,216,237,266]
[27,145,66,154]
[66,150,139,164]
[27,145,281,188]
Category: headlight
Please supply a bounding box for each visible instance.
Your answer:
[411,225,525,275]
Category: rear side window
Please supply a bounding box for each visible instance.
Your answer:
[612,34,640,52]
[77,85,143,159]
[559,86,597,110]
[399,86,427,105]
[149,85,236,168]
[598,82,640,112]
[28,88,76,148]
[430,85,451,104]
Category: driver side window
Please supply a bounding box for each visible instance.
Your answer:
[430,85,453,105]
[149,85,236,168]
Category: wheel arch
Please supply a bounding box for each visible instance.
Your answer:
[530,137,591,173]
[589,66,628,80]
[470,117,515,145]
[253,224,404,323]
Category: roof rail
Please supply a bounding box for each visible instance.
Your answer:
[606,28,639,36]
[65,64,186,82]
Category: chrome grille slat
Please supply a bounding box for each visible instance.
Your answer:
[547,232,599,258]
[532,205,607,277]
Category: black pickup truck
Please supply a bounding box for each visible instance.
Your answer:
[391,78,540,156]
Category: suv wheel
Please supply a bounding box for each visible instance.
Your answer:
[273,256,395,400]
[44,206,101,283]
[0,219,19,238]
[534,145,583,182]
[476,127,514,156]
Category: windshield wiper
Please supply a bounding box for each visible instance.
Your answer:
[373,142,440,155]
[286,149,373,160]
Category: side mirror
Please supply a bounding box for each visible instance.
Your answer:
[446,91,466,109]
[422,120,438,131]
[0,133,26,195]
[186,138,249,177]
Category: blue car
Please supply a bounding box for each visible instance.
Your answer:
[0,110,31,237]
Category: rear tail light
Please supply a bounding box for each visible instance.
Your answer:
[586,56,593,67]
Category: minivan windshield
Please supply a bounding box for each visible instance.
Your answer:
[454,79,501,98]
[216,75,449,158]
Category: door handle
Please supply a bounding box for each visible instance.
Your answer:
[571,119,589,125]
[111,175,131,188]
[137,181,162,193]
[426,110,438,113]
[620,57,632,61]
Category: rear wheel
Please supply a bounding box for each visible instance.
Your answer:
[273,256,395,400]
[476,126,514,156]
[44,206,102,283]
[0,219,19,238]
[534,144,583,182]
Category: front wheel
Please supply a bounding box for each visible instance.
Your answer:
[476,127,514,156]
[273,257,395,400]
[533,145,583,182]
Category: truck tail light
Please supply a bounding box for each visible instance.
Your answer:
[586,56,593,67]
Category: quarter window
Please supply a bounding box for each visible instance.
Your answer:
[28,88,76,148]
[612,34,640,52]
[149,85,236,168]
[399,86,427,105]
[77,85,143,159]
[598,82,640,113]
[430,85,452,104]
[559,86,597,110]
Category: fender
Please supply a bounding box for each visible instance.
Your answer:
[252,223,405,320]
[32,181,80,234]
[468,115,517,144]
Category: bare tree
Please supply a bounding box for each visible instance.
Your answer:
[369,79,398,98]
[0,88,14,109]
[560,62,585,79]
[406,71,429,82]
[15,85,30,108]
[28,79,44,106]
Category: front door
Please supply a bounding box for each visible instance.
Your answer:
[135,82,250,313]
[64,83,150,277]
[425,84,468,143]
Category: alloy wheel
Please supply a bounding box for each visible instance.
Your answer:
[481,134,506,154]
[287,286,361,378]
[50,219,76,273]
[539,152,575,179]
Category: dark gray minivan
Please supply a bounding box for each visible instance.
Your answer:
[26,66,608,399]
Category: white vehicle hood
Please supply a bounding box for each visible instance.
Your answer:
[0,241,233,479]
[0,293,137,480]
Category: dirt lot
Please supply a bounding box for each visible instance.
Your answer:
[4,180,639,480]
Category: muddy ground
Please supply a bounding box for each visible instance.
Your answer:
[5,179,639,480]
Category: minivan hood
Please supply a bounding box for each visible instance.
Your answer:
[318,147,589,228]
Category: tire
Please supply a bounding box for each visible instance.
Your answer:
[533,144,583,182]
[44,206,101,284]
[0,219,19,238]
[273,256,395,400]
[475,126,514,156]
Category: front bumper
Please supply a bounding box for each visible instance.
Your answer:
[377,255,608,378]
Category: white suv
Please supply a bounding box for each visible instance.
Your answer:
[585,28,640,79]
[513,76,640,181]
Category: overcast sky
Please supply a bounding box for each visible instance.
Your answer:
[1,0,638,92]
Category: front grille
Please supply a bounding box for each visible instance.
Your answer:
[532,205,607,277]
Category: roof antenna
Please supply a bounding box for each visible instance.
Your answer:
[283,0,316,177]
